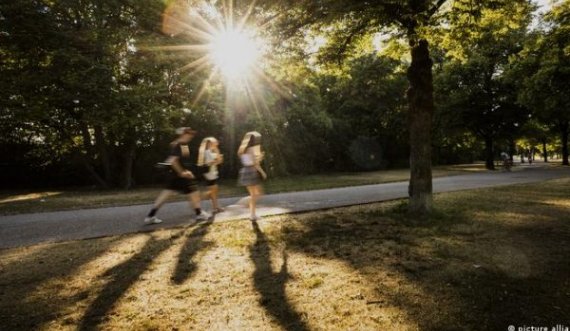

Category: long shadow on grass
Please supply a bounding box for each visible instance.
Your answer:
[279,185,570,331]
[171,219,214,284]
[0,239,116,330]
[249,220,309,331]
[78,233,180,331]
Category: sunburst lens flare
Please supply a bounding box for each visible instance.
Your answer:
[209,29,261,81]
[159,0,282,106]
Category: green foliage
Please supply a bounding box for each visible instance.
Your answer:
[513,1,570,164]
[433,0,533,168]
[2,0,569,189]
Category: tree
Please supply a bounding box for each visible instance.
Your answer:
[433,0,533,169]
[0,0,219,188]
[517,1,570,165]
[259,0,457,214]
[260,0,541,212]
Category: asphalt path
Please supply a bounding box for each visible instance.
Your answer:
[1,165,568,249]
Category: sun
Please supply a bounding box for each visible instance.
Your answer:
[209,28,261,80]
[157,0,288,107]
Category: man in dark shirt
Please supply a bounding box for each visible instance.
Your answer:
[144,127,210,224]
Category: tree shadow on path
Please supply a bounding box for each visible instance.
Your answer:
[250,220,309,331]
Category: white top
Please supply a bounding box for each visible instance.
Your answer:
[204,150,219,180]
[240,152,255,166]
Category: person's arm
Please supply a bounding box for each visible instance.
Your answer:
[167,156,194,179]
[215,152,224,165]
[205,151,221,166]
[252,150,267,179]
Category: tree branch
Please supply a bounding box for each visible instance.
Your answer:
[428,0,448,18]
[336,20,371,64]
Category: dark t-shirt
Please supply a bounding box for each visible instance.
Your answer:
[170,143,195,171]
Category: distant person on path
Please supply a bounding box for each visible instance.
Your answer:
[197,137,224,214]
[238,131,267,221]
[144,127,210,224]
[528,149,533,164]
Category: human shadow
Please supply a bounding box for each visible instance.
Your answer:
[249,220,309,331]
[171,218,214,285]
[78,233,179,331]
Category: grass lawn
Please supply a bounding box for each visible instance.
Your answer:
[1,177,568,330]
[0,164,490,215]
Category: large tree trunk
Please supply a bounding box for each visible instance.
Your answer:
[562,122,569,166]
[407,39,434,214]
[484,136,495,170]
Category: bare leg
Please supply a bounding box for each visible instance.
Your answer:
[145,190,174,222]
[188,191,201,210]
[210,184,220,210]
[246,185,260,219]
[153,190,174,209]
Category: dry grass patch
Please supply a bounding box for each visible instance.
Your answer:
[1,178,569,330]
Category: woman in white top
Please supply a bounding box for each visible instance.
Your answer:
[237,131,267,221]
[198,137,224,213]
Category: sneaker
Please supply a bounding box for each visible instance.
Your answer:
[250,215,261,222]
[213,207,225,214]
[195,211,211,221]
[144,216,163,225]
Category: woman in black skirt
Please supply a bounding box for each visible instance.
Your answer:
[237,131,267,221]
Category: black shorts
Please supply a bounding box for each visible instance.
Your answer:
[205,179,218,186]
[167,176,198,194]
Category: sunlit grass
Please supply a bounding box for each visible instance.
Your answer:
[1,178,568,330]
[0,191,62,204]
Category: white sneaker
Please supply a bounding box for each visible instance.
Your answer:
[144,216,163,225]
[250,215,261,221]
[195,211,211,221]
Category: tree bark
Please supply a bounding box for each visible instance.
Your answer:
[121,143,136,190]
[78,124,109,188]
[80,156,109,188]
[484,136,495,170]
[562,122,569,166]
[407,39,434,214]
[94,125,112,184]
[542,139,548,163]
[509,138,515,162]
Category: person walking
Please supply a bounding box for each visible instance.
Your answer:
[501,151,512,171]
[237,131,267,221]
[197,137,224,214]
[144,127,210,224]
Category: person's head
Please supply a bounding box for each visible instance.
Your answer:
[238,131,261,155]
[197,137,219,166]
[176,127,196,143]
[206,137,219,149]
[248,133,261,148]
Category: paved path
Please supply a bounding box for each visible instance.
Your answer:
[1,166,569,249]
